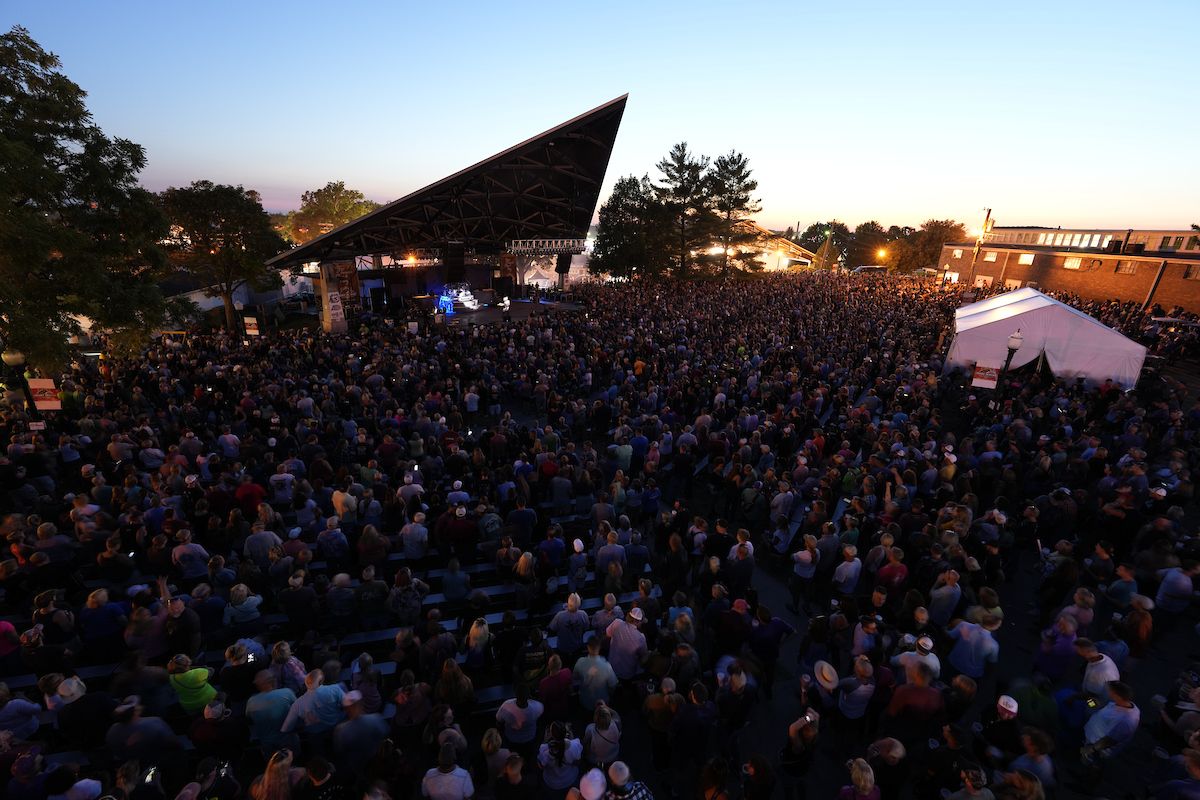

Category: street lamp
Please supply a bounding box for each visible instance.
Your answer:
[1,348,39,419]
[996,329,1023,404]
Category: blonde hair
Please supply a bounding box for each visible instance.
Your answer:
[566,593,582,612]
[229,583,250,605]
[481,728,503,755]
[468,618,490,649]
[849,758,875,794]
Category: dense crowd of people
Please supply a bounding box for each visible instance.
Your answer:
[0,272,1198,800]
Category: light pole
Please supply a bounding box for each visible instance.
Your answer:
[1,348,40,420]
[996,329,1023,405]
[965,207,992,287]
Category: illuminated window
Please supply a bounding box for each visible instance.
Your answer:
[1090,234,1101,247]
[1175,236,1185,248]
[1018,253,1035,265]
[983,251,998,262]
[1037,233,1047,244]
[1071,233,1082,246]
[1054,234,1065,246]
[1063,257,1082,269]
[1102,235,1112,248]
[952,249,963,258]
[1115,261,1137,275]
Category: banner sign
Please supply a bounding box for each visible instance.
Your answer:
[971,365,1000,390]
[332,262,362,316]
[326,291,345,324]
[244,317,260,336]
[27,378,61,411]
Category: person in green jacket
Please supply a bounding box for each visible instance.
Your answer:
[168,653,217,714]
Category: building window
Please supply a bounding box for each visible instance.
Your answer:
[983,251,998,262]
[1185,265,1200,280]
[1102,235,1112,249]
[1063,257,1082,270]
[1175,236,1185,248]
[952,249,963,258]
[1115,260,1137,275]
[1188,236,1200,251]
[1161,236,1173,249]
[1090,234,1101,247]
[1037,233,1047,245]
[1071,233,1082,247]
[1054,233,1065,246]
[1018,253,1035,265]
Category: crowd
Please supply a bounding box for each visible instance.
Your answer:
[0,272,1197,800]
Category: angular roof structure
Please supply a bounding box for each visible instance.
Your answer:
[267,95,628,268]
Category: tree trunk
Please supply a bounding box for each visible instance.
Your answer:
[221,291,236,331]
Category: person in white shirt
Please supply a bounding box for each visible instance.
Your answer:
[422,742,475,800]
[495,684,544,748]
[1076,638,1120,697]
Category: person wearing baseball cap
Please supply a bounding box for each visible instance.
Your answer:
[976,693,1023,767]
[605,607,647,681]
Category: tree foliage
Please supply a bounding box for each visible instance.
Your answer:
[589,175,671,279]
[707,150,762,272]
[159,181,288,330]
[281,181,380,244]
[797,221,852,267]
[847,220,887,267]
[655,142,714,275]
[881,219,968,273]
[0,26,184,367]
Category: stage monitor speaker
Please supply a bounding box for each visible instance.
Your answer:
[445,241,465,282]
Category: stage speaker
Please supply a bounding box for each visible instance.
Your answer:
[555,253,572,274]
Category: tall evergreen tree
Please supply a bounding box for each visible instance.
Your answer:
[707,150,762,272]
[655,142,713,275]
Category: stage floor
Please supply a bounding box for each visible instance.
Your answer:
[443,298,581,326]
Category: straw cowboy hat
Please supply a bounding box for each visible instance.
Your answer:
[814,660,840,693]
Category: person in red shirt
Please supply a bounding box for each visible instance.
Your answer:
[234,474,266,519]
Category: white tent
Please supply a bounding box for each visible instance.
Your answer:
[945,287,1148,389]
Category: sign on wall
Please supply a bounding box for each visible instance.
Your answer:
[244,317,260,336]
[332,262,362,316]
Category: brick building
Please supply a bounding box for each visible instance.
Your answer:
[937,226,1200,311]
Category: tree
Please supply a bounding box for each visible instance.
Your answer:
[883,219,967,273]
[589,175,670,279]
[797,221,852,267]
[282,181,380,244]
[706,150,762,272]
[655,142,713,275]
[159,181,288,330]
[848,220,887,268]
[0,26,184,367]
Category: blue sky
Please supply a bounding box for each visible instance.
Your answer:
[6,0,1198,230]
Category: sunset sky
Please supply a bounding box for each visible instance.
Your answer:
[7,0,1198,231]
